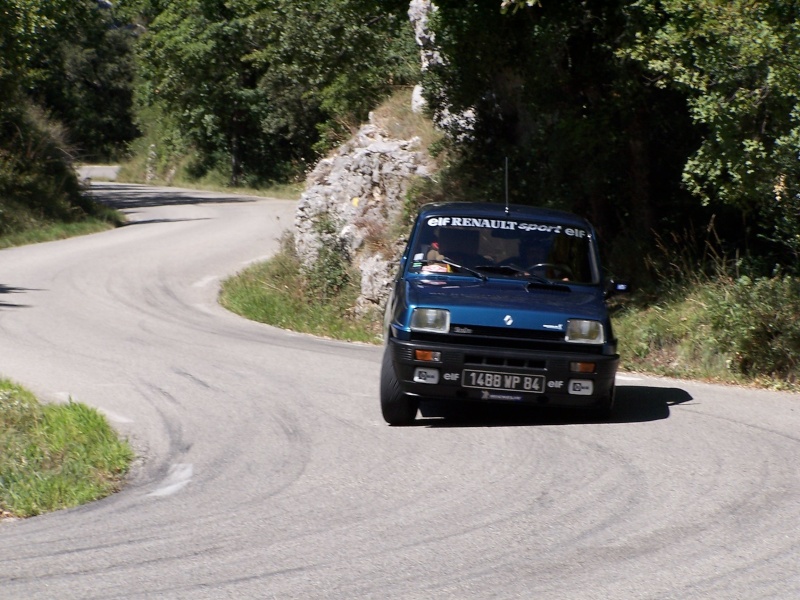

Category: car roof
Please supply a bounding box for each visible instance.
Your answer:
[417,202,592,229]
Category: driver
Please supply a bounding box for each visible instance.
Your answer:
[426,228,479,265]
[519,237,550,267]
[517,236,570,280]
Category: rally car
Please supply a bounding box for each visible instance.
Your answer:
[380,202,626,425]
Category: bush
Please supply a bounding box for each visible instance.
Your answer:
[220,232,377,342]
[616,274,800,385]
[707,276,800,379]
[304,214,352,302]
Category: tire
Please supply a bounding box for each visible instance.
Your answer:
[380,348,418,425]
[592,384,616,421]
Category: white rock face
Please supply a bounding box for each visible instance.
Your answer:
[407,0,475,136]
[292,1,472,317]
[408,0,442,72]
[293,115,431,315]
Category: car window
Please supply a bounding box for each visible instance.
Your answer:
[409,216,598,284]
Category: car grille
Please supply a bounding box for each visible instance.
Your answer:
[408,326,604,354]
[464,354,547,369]
[449,324,565,341]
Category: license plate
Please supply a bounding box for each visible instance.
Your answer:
[462,369,545,394]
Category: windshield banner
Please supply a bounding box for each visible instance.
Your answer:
[426,217,587,238]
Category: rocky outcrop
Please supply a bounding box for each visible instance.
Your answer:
[294,114,432,316]
[408,0,475,135]
[293,1,467,318]
[409,0,442,75]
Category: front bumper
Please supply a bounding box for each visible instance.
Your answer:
[386,337,618,408]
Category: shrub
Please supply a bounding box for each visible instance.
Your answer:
[616,273,800,385]
[304,213,352,302]
[707,276,800,379]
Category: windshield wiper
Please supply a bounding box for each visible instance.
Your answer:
[417,259,486,281]
[474,264,526,276]
[473,264,552,286]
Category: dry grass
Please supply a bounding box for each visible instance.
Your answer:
[370,87,443,159]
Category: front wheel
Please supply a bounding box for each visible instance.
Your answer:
[380,349,418,425]
[591,385,616,421]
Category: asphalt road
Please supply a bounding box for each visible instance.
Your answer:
[1,183,799,599]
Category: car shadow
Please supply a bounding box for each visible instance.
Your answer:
[415,384,692,427]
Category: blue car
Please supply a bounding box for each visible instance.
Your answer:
[380,202,626,425]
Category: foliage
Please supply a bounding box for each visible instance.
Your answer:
[134,0,271,185]
[707,276,800,379]
[133,0,418,185]
[623,0,800,265]
[421,0,699,249]
[305,214,352,301]
[0,106,120,237]
[0,1,127,246]
[616,274,800,386]
[9,0,139,161]
[219,232,377,342]
[0,379,133,518]
[0,2,26,106]
[248,0,417,155]
[420,1,800,276]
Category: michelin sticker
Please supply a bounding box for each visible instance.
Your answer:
[480,390,524,402]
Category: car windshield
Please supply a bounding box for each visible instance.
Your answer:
[408,215,598,284]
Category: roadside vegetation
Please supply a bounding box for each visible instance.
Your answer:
[615,275,800,389]
[220,233,379,343]
[613,232,800,389]
[1,0,126,250]
[0,379,133,520]
[2,0,800,516]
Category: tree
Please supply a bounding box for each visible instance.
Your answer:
[624,0,800,264]
[247,0,417,156]
[0,1,93,226]
[1,0,50,111]
[132,0,413,184]
[23,1,138,160]
[422,0,696,244]
[134,0,417,185]
[136,0,272,185]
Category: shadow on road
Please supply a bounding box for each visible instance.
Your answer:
[415,384,692,428]
[0,284,37,309]
[88,183,257,210]
[122,217,212,227]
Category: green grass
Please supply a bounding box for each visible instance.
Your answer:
[614,275,800,390]
[0,379,134,519]
[220,236,380,344]
[0,218,119,250]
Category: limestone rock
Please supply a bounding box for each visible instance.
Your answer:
[293,114,431,312]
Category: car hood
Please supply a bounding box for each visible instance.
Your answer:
[406,277,608,332]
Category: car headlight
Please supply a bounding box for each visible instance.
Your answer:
[565,319,604,344]
[410,308,450,333]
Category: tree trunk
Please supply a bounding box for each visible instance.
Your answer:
[627,107,653,237]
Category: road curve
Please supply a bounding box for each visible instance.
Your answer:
[1,183,799,599]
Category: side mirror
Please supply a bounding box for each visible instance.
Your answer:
[605,279,630,298]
